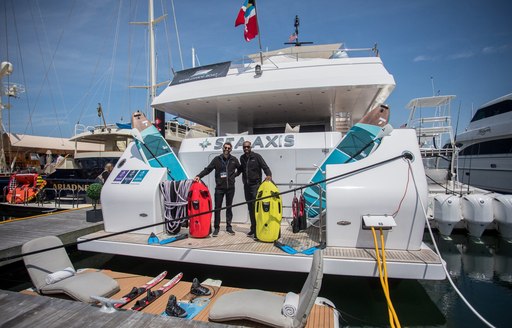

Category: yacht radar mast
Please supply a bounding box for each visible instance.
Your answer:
[284,15,313,47]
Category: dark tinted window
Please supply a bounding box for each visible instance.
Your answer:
[459,138,512,155]
[471,100,512,122]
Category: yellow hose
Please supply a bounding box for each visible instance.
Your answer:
[371,227,401,328]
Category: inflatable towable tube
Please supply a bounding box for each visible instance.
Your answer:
[255,181,282,242]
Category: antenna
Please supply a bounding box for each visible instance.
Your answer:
[284,15,313,46]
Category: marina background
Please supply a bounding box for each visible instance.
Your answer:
[1,0,511,138]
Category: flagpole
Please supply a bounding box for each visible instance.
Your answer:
[253,0,263,65]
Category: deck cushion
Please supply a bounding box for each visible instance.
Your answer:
[209,250,323,328]
[40,271,120,303]
[209,289,293,328]
[22,236,120,303]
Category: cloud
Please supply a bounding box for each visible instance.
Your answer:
[447,51,474,60]
[482,44,510,55]
[413,55,433,62]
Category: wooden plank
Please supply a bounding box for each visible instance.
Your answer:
[80,222,441,264]
[0,208,103,267]
[0,290,232,328]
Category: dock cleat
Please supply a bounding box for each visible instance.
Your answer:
[190,278,211,296]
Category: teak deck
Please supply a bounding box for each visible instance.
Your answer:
[11,270,337,328]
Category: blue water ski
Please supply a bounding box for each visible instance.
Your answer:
[304,105,390,217]
[132,111,189,181]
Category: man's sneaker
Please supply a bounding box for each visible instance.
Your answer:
[212,229,219,237]
[190,278,211,296]
[164,295,187,318]
[226,227,235,235]
[247,230,255,237]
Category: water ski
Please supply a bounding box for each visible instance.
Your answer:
[304,104,390,217]
[131,111,188,181]
[255,181,282,242]
[187,180,212,238]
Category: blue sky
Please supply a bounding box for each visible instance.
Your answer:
[1,0,511,138]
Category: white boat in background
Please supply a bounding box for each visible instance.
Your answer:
[405,95,457,186]
[456,93,512,194]
[404,94,512,239]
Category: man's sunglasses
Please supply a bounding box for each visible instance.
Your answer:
[224,147,232,150]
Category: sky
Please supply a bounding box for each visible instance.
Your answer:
[1,0,511,139]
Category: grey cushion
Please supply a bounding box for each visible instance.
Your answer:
[209,290,293,328]
[22,236,119,303]
[209,250,323,328]
[40,271,120,303]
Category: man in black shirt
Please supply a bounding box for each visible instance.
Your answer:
[195,142,240,237]
[238,141,272,237]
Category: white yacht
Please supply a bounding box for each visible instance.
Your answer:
[78,41,449,281]
[456,93,512,194]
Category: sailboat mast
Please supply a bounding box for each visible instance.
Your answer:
[148,0,166,135]
[0,62,14,173]
[149,0,156,109]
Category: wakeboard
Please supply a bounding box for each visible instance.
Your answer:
[187,180,212,238]
[255,180,282,242]
[303,104,390,217]
[131,111,188,181]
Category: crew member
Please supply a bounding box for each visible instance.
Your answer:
[194,142,240,237]
[97,163,113,184]
[238,141,272,237]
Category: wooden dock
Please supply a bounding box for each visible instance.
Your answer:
[0,289,232,327]
[0,269,337,327]
[0,207,102,266]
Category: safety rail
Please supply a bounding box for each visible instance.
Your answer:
[231,45,380,72]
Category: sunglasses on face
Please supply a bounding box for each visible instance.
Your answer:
[224,147,232,150]
[243,145,251,149]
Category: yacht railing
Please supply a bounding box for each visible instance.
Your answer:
[230,45,379,71]
[74,123,121,137]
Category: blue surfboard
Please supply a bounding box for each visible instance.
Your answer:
[304,105,390,217]
[132,112,189,181]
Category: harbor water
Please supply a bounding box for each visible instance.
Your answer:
[0,229,510,327]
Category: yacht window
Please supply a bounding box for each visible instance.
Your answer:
[470,100,512,122]
[459,137,512,155]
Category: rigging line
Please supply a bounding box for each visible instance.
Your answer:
[31,3,63,139]
[170,0,184,70]
[73,3,118,126]
[66,68,113,123]
[391,161,411,217]
[21,0,78,137]
[10,1,34,136]
[2,1,12,170]
[34,1,67,139]
[409,161,497,328]
[106,0,124,121]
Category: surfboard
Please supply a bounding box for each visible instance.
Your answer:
[303,104,390,217]
[187,180,212,238]
[255,180,283,242]
[131,111,188,181]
